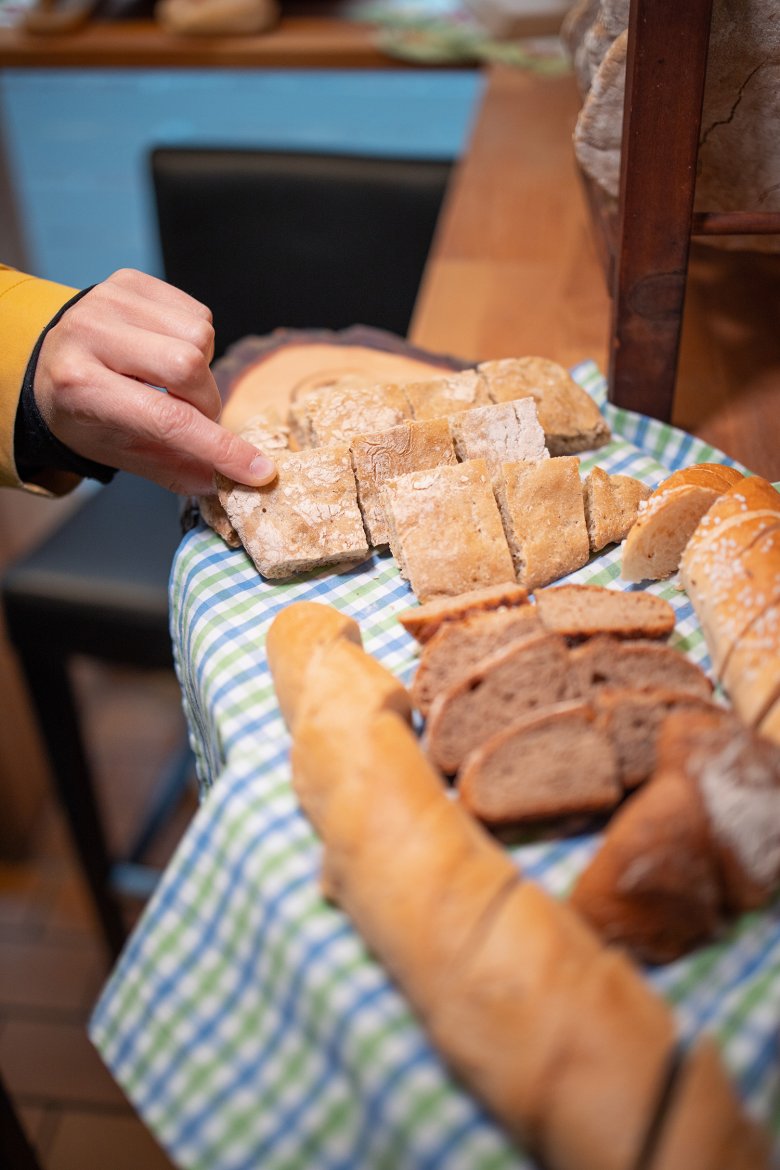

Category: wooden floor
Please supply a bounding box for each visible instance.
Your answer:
[1,58,780,1170]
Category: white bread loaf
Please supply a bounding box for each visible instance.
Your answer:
[265,600,362,730]
[679,476,780,739]
[269,601,771,1170]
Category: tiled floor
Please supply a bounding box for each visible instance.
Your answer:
[0,661,198,1169]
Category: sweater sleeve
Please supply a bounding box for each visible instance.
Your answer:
[0,263,80,495]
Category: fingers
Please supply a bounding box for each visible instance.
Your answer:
[37,365,277,496]
[102,267,213,322]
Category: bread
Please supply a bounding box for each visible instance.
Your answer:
[533,583,675,641]
[349,417,456,546]
[200,408,291,548]
[265,600,362,730]
[494,456,591,591]
[593,687,719,789]
[270,601,770,1170]
[425,630,575,774]
[457,700,621,825]
[293,379,412,447]
[621,465,745,583]
[680,476,780,730]
[583,466,651,552]
[401,369,491,419]
[760,695,780,744]
[571,708,780,963]
[569,636,713,700]
[478,356,611,455]
[218,446,369,579]
[397,582,530,644]
[381,459,516,603]
[448,398,549,471]
[409,604,544,716]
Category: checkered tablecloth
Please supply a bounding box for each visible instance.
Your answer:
[90,362,780,1170]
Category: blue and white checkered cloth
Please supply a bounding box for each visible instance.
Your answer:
[90,362,780,1170]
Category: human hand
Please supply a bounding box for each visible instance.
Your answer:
[32,268,277,495]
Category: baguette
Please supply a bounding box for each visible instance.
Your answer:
[270,601,771,1170]
[265,600,362,730]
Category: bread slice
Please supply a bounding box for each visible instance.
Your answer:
[654,463,744,494]
[294,380,412,447]
[621,483,728,582]
[478,356,611,455]
[397,582,530,644]
[457,700,621,825]
[534,583,675,641]
[424,630,574,774]
[201,408,291,547]
[402,369,491,419]
[349,417,456,547]
[218,446,369,579]
[494,456,591,591]
[721,600,780,727]
[583,466,651,552]
[448,398,549,472]
[593,687,719,789]
[569,636,713,700]
[381,459,516,604]
[410,604,544,716]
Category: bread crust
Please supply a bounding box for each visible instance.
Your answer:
[401,369,491,419]
[533,583,675,641]
[397,582,530,644]
[583,466,651,552]
[265,600,362,730]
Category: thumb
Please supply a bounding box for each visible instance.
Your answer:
[211,425,278,487]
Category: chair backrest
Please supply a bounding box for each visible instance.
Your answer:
[149,147,452,358]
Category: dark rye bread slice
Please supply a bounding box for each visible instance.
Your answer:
[457,701,621,826]
[593,688,721,790]
[569,637,713,700]
[410,605,544,717]
[397,583,530,645]
[424,631,575,775]
[533,583,675,642]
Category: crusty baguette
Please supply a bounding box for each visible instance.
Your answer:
[265,600,362,730]
[397,582,530,644]
[270,601,770,1170]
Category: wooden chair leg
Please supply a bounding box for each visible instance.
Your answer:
[14,647,128,962]
[608,0,714,420]
[1,1072,44,1170]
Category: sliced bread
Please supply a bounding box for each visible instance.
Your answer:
[448,398,549,471]
[569,636,713,700]
[402,370,491,419]
[424,630,574,774]
[533,583,675,641]
[582,466,651,552]
[457,701,621,825]
[381,459,516,603]
[397,583,530,644]
[494,456,591,591]
[410,605,544,716]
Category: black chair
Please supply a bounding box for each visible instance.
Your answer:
[1,473,194,960]
[150,147,453,356]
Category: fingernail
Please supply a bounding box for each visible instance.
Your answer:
[248,456,277,484]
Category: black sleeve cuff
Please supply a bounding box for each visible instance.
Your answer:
[13,286,118,486]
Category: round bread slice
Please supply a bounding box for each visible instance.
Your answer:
[569,636,713,700]
[621,483,726,582]
[457,701,621,825]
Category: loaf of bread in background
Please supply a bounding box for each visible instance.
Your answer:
[268,601,770,1170]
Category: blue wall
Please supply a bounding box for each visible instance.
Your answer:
[0,68,482,289]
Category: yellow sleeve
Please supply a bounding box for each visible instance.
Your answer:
[0,263,78,493]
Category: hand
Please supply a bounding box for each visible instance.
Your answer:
[32,268,277,495]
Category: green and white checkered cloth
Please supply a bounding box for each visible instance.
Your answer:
[90,362,780,1170]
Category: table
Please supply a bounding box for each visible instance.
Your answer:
[90,360,780,1170]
